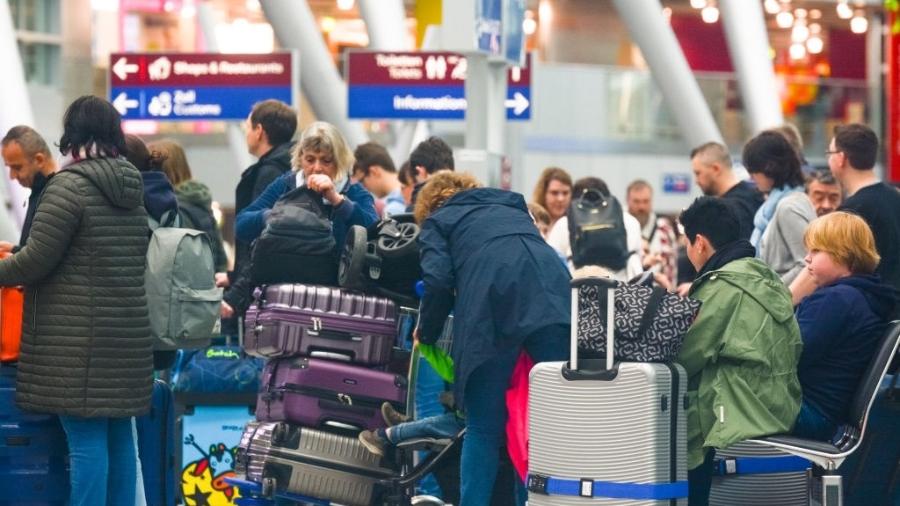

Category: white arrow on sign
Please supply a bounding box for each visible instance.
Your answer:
[112,57,139,81]
[505,92,529,116]
[112,92,139,115]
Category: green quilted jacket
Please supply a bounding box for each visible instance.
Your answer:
[0,157,153,418]
[677,257,802,469]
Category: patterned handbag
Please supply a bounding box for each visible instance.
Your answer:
[577,280,701,362]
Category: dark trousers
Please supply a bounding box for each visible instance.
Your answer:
[688,449,716,506]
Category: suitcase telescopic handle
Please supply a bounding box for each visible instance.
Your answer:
[570,277,618,372]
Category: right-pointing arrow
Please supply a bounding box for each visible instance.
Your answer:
[504,92,529,116]
[112,92,139,116]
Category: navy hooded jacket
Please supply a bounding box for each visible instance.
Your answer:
[418,188,571,407]
[796,274,898,423]
[140,171,179,225]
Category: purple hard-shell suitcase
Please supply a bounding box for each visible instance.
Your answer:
[256,357,407,431]
[244,284,397,365]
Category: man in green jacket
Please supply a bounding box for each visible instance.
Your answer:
[678,197,802,505]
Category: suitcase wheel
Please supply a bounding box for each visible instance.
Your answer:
[261,476,276,497]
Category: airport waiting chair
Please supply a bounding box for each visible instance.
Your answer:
[747,320,900,506]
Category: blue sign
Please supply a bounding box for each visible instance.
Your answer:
[108,52,295,121]
[663,173,692,194]
[476,0,503,59]
[346,51,531,121]
[503,0,527,66]
[109,86,292,121]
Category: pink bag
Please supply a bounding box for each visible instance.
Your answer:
[505,351,534,482]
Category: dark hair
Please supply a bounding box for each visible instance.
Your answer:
[679,197,740,249]
[573,177,610,198]
[2,125,51,157]
[398,160,414,186]
[834,123,878,170]
[353,142,396,176]
[58,95,126,159]
[742,130,804,188]
[409,136,454,174]
[805,168,839,190]
[249,99,297,147]
[124,134,165,173]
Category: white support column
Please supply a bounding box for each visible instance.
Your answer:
[720,0,783,134]
[612,0,724,148]
[197,2,254,173]
[358,0,408,51]
[260,0,368,147]
[0,0,32,239]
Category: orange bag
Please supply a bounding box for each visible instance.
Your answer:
[0,251,24,363]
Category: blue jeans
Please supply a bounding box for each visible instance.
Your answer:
[793,399,838,441]
[460,329,569,505]
[386,412,465,444]
[58,416,137,506]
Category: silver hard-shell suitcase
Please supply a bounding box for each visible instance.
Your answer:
[528,277,688,505]
[710,441,810,506]
[235,421,397,506]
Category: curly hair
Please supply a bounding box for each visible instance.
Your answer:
[414,171,481,223]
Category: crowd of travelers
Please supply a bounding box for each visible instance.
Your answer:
[1,93,898,506]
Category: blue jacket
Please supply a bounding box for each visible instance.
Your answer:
[796,274,898,424]
[235,171,378,252]
[141,171,179,225]
[418,188,571,407]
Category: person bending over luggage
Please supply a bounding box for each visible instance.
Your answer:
[0,96,153,506]
[677,197,802,506]
[413,172,570,505]
[792,211,897,441]
[224,122,378,316]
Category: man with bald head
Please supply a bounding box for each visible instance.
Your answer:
[1,125,57,253]
[690,141,763,241]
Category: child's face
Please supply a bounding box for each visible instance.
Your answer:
[537,222,550,239]
[805,249,851,286]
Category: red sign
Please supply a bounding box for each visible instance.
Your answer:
[888,12,900,182]
[109,53,293,87]
[346,51,531,87]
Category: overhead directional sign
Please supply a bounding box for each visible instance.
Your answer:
[347,51,531,121]
[108,52,297,121]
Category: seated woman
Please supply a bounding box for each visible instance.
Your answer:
[793,211,898,441]
[223,122,377,316]
[413,172,570,505]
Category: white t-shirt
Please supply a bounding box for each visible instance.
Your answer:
[547,213,645,281]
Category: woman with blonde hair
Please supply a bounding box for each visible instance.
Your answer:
[222,122,377,317]
[149,139,228,272]
[414,172,570,503]
[793,211,897,440]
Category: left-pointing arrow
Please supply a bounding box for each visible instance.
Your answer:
[113,92,139,116]
[113,57,139,81]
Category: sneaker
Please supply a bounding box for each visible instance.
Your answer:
[381,402,410,427]
[358,430,387,457]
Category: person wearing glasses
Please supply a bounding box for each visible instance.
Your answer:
[791,124,900,317]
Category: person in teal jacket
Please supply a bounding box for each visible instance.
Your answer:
[678,197,802,505]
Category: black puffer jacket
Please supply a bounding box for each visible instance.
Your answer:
[0,157,153,418]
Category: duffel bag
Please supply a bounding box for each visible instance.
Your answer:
[171,345,264,394]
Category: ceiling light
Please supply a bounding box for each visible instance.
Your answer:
[690,0,706,9]
[523,17,537,35]
[837,1,853,19]
[701,5,719,23]
[789,42,807,60]
[320,16,336,33]
[764,0,781,15]
[810,9,822,19]
[776,10,794,28]
[795,8,807,19]
[850,12,868,33]
[792,22,810,43]
[806,36,824,54]
[810,23,822,34]
[336,0,354,11]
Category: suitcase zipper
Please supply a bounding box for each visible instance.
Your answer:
[260,308,395,337]
[282,383,403,410]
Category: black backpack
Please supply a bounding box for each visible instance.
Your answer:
[568,189,630,270]
[249,186,338,285]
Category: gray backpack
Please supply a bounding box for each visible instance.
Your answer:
[146,227,222,350]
